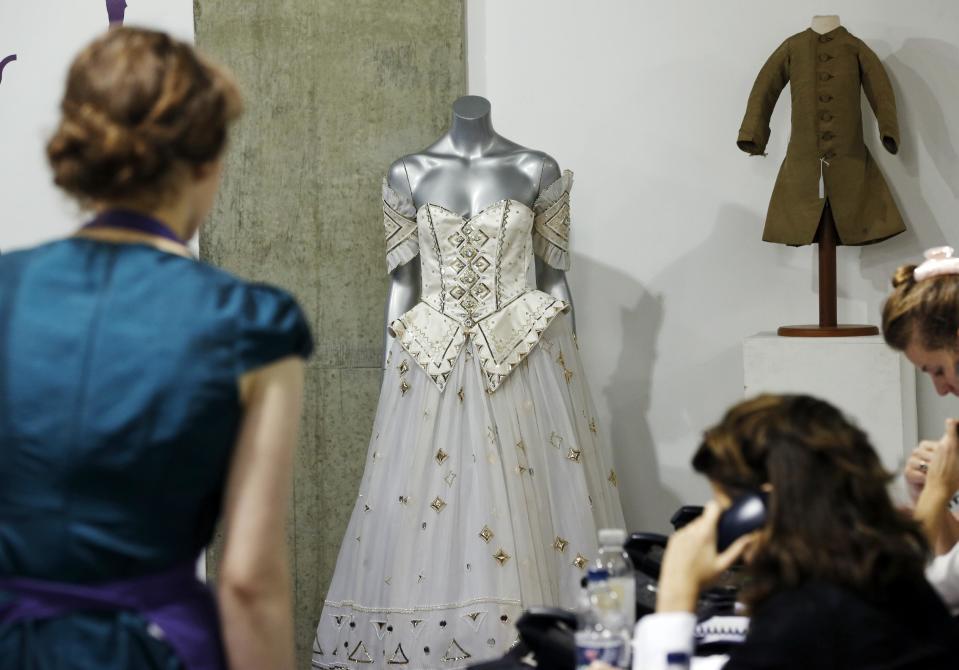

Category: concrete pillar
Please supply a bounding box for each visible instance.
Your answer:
[194,1,465,664]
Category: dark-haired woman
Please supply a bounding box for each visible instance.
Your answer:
[0,28,311,670]
[632,394,959,669]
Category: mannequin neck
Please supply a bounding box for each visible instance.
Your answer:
[448,96,497,157]
[811,15,841,34]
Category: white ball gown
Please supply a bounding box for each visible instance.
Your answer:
[312,170,626,669]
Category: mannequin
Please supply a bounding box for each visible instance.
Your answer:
[315,95,626,670]
[810,14,841,34]
[382,95,574,364]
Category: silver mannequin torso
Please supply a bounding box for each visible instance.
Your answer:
[383,96,574,364]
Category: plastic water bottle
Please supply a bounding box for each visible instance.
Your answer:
[575,568,627,669]
[595,528,636,629]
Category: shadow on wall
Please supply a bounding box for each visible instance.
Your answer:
[860,38,959,293]
[572,202,792,532]
[571,254,677,533]
[607,286,675,532]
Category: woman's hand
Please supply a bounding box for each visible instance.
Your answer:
[906,440,940,497]
[915,419,959,552]
[655,501,757,613]
[926,419,959,499]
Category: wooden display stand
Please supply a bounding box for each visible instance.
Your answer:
[778,203,879,337]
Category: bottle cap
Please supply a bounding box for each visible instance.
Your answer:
[586,567,609,582]
[598,528,627,546]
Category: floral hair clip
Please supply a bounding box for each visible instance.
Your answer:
[914,246,959,281]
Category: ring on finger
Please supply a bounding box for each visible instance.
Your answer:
[918,462,929,473]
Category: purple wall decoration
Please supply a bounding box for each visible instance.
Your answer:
[106,0,128,25]
[0,54,16,86]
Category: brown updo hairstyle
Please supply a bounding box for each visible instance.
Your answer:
[692,394,927,607]
[47,27,242,207]
[882,265,959,352]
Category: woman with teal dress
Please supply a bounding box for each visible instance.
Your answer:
[0,28,312,669]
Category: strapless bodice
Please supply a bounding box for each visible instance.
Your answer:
[383,171,573,392]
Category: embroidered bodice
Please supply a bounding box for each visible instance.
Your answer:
[383,170,574,392]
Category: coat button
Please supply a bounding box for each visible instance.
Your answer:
[821,132,834,140]
[820,112,833,121]
[819,95,833,103]
[819,35,833,43]
[818,72,833,81]
[819,54,832,62]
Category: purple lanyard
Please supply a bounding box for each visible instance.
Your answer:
[83,209,184,244]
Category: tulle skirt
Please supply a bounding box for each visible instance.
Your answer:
[312,314,625,669]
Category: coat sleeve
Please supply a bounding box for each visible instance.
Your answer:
[926,542,959,615]
[737,39,790,156]
[858,43,900,155]
[631,612,700,670]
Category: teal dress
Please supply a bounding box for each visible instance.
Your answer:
[0,237,313,668]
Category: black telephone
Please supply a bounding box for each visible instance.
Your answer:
[716,492,768,552]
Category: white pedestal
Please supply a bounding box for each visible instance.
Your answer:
[743,333,917,472]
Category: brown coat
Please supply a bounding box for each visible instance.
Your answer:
[738,27,904,246]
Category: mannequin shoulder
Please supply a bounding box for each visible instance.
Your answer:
[386,156,416,198]
[496,144,561,188]
[534,152,562,186]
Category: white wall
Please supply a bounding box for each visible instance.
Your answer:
[468,0,959,532]
[0,2,194,253]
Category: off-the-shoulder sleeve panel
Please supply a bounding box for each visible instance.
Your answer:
[531,169,573,271]
[383,180,419,274]
[235,284,314,375]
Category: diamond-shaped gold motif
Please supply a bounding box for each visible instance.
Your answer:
[608,470,618,487]
[472,256,491,272]
[471,283,491,300]
[516,440,526,452]
[444,471,457,488]
[564,369,574,384]
[516,465,528,475]
[461,296,478,311]
[460,244,477,259]
[400,380,411,396]
[398,495,409,505]
[567,448,582,463]
[458,387,465,403]
[479,525,494,543]
[573,554,588,570]
[452,258,467,273]
[549,432,563,449]
[470,230,490,246]
[435,448,449,465]
[589,418,598,434]
[449,231,466,247]
[431,496,447,513]
[553,536,569,552]
[398,360,409,375]
[450,286,466,300]
[493,548,511,566]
